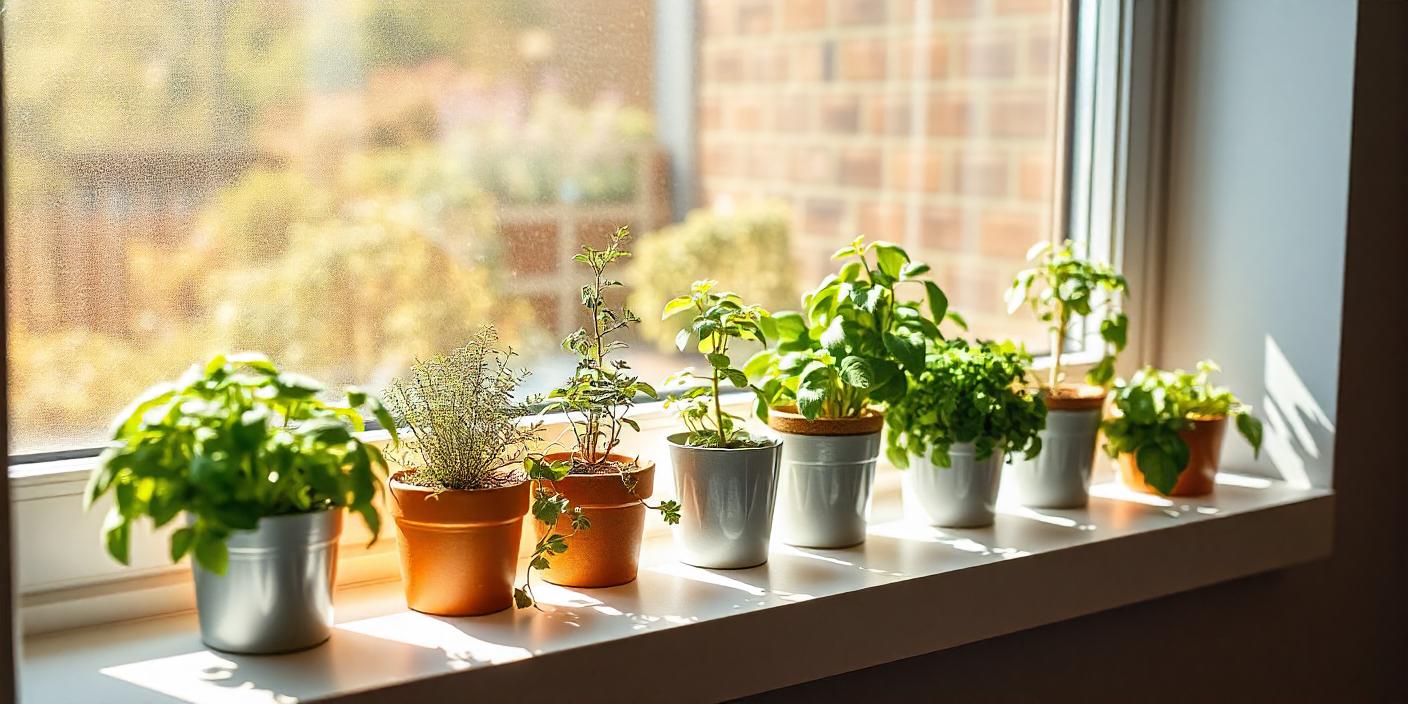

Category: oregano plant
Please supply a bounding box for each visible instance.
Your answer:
[85,353,397,575]
[1005,240,1129,389]
[662,280,772,448]
[746,236,964,420]
[515,226,680,610]
[1102,360,1264,494]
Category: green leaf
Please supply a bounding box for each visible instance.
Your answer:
[170,527,196,562]
[820,317,851,357]
[662,295,695,320]
[874,242,910,279]
[839,356,873,388]
[1100,313,1129,350]
[883,331,925,373]
[796,384,826,419]
[513,588,534,609]
[1136,440,1190,495]
[923,281,949,324]
[1086,356,1117,386]
[102,509,131,566]
[194,530,230,575]
[722,368,749,388]
[707,353,732,369]
[674,328,692,352]
[900,261,931,279]
[1236,412,1264,458]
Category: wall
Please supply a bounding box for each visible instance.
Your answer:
[695,0,1064,343]
[1157,0,1355,488]
[746,0,1407,700]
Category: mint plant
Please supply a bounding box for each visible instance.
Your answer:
[885,340,1046,468]
[85,353,397,575]
[662,280,772,448]
[1102,360,1264,494]
[746,236,962,421]
[1005,240,1129,389]
[515,226,679,609]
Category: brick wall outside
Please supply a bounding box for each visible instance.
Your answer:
[697,0,1062,347]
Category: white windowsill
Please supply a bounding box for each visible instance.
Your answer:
[20,470,1333,703]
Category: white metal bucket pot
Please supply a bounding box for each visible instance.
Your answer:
[668,433,782,569]
[191,508,342,654]
[907,442,1004,528]
[1009,406,1103,508]
[773,430,881,548]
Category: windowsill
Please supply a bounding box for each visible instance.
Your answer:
[20,472,1333,703]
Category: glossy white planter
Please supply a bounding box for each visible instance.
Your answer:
[668,433,782,569]
[906,442,1003,528]
[1009,406,1103,508]
[774,430,881,548]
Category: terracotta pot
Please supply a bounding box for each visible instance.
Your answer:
[1118,416,1228,496]
[388,471,530,616]
[534,452,655,588]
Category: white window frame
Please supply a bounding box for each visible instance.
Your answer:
[6,0,1174,635]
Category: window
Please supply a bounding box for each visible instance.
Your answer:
[4,1,1070,458]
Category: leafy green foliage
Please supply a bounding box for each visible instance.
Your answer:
[1006,240,1129,388]
[384,327,541,491]
[1102,360,1265,494]
[884,340,1046,469]
[663,281,773,448]
[85,353,397,575]
[515,227,676,609]
[746,237,962,421]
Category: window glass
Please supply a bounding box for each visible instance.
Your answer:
[4,0,1065,456]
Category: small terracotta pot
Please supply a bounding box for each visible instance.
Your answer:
[388,471,530,616]
[534,453,655,588]
[1118,416,1228,496]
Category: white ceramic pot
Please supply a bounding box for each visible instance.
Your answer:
[906,442,1003,528]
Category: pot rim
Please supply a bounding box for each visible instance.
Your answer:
[1041,384,1108,411]
[766,405,884,436]
[665,431,782,451]
[388,468,528,494]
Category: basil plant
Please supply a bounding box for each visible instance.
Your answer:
[1102,360,1264,494]
[85,353,397,575]
[746,237,963,421]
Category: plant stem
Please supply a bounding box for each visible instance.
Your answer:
[1049,302,1067,389]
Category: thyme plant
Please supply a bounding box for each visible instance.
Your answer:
[1102,360,1264,494]
[663,280,772,448]
[1005,240,1129,389]
[86,353,397,575]
[383,327,541,491]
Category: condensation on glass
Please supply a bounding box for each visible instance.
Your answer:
[3,1,1065,455]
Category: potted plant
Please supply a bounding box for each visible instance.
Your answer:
[519,226,680,603]
[886,340,1046,528]
[747,237,957,548]
[662,280,780,568]
[1103,360,1264,496]
[85,353,396,654]
[383,328,542,616]
[1004,240,1128,508]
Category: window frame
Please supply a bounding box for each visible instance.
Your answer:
[6,0,1174,634]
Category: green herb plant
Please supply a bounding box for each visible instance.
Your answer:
[516,226,680,610]
[1102,360,1264,494]
[662,280,772,448]
[746,236,963,421]
[85,353,397,575]
[1005,240,1129,389]
[885,340,1046,469]
[382,327,541,491]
